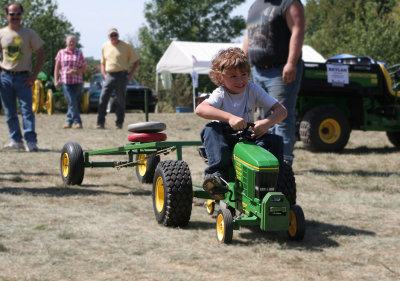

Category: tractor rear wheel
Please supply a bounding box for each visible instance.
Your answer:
[135,154,160,184]
[216,209,233,244]
[287,205,306,241]
[276,162,296,206]
[386,131,400,147]
[152,160,193,227]
[60,142,85,185]
[300,106,351,152]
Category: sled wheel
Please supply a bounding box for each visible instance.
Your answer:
[300,106,351,152]
[135,154,160,184]
[205,199,215,215]
[80,90,89,113]
[386,131,400,147]
[216,209,233,244]
[152,160,193,227]
[276,162,296,206]
[31,79,42,113]
[60,142,85,185]
[46,89,54,115]
[287,205,306,241]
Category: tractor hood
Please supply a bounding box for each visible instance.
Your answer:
[233,142,279,171]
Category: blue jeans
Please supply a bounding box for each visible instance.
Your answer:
[201,122,283,179]
[62,83,82,125]
[252,61,303,163]
[97,71,127,126]
[0,72,37,143]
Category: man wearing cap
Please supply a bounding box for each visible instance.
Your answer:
[0,2,45,152]
[96,28,140,129]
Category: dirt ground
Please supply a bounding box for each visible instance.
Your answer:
[0,112,399,281]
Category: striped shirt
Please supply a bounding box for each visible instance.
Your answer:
[55,48,85,84]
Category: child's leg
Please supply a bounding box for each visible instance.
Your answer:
[200,122,232,179]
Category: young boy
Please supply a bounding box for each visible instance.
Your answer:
[195,47,288,200]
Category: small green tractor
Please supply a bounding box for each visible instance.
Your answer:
[60,122,305,244]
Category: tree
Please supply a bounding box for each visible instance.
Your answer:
[135,0,246,111]
[304,0,400,65]
[0,0,79,76]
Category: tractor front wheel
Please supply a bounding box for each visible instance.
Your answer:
[152,160,193,227]
[287,205,305,241]
[60,142,85,185]
[216,209,233,244]
[386,131,400,147]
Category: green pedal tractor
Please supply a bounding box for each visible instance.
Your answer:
[60,122,305,244]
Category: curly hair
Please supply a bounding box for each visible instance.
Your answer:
[209,47,250,86]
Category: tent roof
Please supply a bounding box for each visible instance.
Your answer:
[156,41,325,75]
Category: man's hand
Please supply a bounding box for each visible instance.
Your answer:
[282,62,297,83]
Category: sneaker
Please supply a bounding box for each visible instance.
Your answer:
[115,124,122,129]
[96,124,105,129]
[73,123,83,129]
[26,142,39,152]
[3,141,25,150]
[63,123,72,129]
[202,174,228,200]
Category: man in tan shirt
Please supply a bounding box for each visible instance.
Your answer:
[96,28,140,129]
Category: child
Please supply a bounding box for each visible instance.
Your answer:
[195,47,288,200]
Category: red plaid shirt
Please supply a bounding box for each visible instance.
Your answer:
[55,48,85,84]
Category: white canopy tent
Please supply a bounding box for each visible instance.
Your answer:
[155,41,325,111]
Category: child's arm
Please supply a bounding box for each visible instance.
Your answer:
[252,102,288,139]
[195,101,247,130]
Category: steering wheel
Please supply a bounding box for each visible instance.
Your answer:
[227,122,256,142]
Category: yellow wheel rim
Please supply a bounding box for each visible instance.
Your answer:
[31,80,41,113]
[319,118,341,144]
[38,80,45,111]
[62,152,70,178]
[206,200,215,214]
[80,91,89,113]
[216,213,225,242]
[46,89,54,115]
[288,209,297,237]
[137,154,147,177]
[155,176,165,213]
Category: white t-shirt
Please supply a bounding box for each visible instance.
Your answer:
[205,81,277,123]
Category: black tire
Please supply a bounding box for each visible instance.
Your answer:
[300,106,351,152]
[276,162,296,206]
[287,205,306,241]
[135,154,160,184]
[60,142,85,185]
[386,131,400,147]
[152,160,193,227]
[216,209,233,244]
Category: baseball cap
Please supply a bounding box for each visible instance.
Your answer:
[108,28,119,36]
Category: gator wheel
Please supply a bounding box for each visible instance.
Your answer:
[31,79,43,113]
[152,160,193,227]
[205,199,215,215]
[276,162,296,206]
[386,131,400,147]
[46,89,54,115]
[287,205,306,241]
[60,142,85,185]
[80,91,89,113]
[300,106,351,152]
[216,209,233,244]
[135,154,160,184]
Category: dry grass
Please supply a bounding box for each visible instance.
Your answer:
[0,112,399,281]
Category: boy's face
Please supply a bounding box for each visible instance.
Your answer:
[222,68,249,94]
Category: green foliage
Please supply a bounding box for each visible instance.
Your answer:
[135,0,246,111]
[304,0,400,65]
[0,0,79,76]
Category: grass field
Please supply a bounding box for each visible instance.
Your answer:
[0,112,399,281]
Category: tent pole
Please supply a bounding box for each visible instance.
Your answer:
[155,71,158,95]
[193,84,196,112]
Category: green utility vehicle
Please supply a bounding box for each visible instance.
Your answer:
[297,56,400,152]
[60,122,305,244]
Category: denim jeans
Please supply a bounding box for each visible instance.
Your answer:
[252,60,303,163]
[97,71,127,126]
[201,122,283,179]
[0,72,37,143]
[62,83,82,125]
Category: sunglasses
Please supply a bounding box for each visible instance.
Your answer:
[110,33,118,37]
[8,12,22,16]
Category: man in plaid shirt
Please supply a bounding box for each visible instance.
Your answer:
[54,34,86,129]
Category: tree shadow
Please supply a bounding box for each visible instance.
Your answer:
[236,219,375,251]
[296,169,400,177]
[296,145,398,155]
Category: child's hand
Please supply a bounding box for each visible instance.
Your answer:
[229,116,246,131]
[252,120,270,139]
